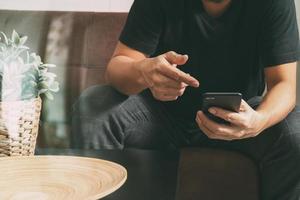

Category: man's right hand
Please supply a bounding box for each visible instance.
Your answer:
[138,51,200,101]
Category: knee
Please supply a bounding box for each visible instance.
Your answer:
[72,85,128,118]
[265,106,300,147]
[285,106,300,135]
[268,106,300,161]
[71,85,128,148]
[284,106,300,152]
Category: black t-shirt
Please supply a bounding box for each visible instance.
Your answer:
[120,0,300,120]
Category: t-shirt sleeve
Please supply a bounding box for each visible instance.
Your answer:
[260,0,300,68]
[119,0,164,56]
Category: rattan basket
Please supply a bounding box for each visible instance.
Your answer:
[0,97,42,157]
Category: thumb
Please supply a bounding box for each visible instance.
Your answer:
[163,51,189,65]
[240,100,251,112]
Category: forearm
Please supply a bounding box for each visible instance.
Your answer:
[256,81,296,130]
[105,55,147,95]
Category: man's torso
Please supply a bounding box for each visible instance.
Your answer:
[151,0,268,119]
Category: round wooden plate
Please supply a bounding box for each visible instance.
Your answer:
[0,156,127,200]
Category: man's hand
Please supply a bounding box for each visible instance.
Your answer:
[195,100,268,141]
[138,51,199,101]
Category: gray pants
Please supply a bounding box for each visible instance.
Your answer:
[72,85,300,200]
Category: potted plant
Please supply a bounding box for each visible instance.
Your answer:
[0,30,59,157]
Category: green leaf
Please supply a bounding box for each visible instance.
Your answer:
[41,64,56,68]
[18,45,30,50]
[31,53,41,63]
[36,56,42,64]
[17,57,24,65]
[38,89,48,94]
[38,81,49,89]
[0,43,6,51]
[28,74,37,80]
[44,92,54,100]
[0,32,8,45]
[30,52,37,57]
[49,81,59,92]
[44,72,57,79]
[21,93,35,100]
[12,30,20,45]
[30,81,37,87]
[19,36,28,46]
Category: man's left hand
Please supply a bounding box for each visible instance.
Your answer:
[196,100,268,141]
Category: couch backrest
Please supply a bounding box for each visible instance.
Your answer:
[0,10,128,147]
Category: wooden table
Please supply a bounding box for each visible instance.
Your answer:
[36,148,179,200]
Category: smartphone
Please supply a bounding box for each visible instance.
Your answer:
[202,92,242,124]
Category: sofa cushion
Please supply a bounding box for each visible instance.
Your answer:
[176,148,259,200]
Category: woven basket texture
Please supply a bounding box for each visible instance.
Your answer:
[0,97,42,157]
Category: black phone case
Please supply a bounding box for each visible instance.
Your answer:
[202,93,242,124]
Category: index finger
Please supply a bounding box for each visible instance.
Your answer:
[159,64,199,88]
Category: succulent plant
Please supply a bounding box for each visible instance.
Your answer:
[0,30,59,101]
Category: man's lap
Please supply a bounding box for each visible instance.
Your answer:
[72,85,300,153]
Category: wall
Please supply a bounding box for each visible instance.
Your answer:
[0,12,47,53]
[0,0,134,12]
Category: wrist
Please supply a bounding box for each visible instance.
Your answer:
[133,59,149,89]
[255,110,271,132]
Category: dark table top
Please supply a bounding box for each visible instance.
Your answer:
[36,148,180,200]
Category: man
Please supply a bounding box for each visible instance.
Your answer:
[72,0,300,199]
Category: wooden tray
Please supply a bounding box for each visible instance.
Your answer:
[0,156,127,200]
